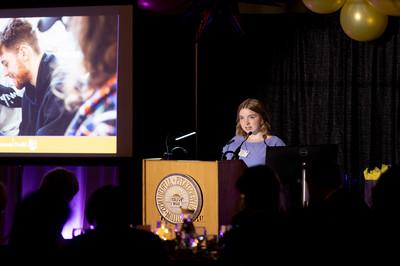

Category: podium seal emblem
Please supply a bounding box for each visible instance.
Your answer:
[155,173,203,224]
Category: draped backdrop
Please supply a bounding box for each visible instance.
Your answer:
[195,13,400,183]
[257,14,399,179]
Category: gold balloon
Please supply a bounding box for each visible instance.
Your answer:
[302,0,346,14]
[367,0,400,16]
[340,0,388,41]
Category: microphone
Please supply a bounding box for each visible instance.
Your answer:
[232,132,252,159]
[37,17,62,32]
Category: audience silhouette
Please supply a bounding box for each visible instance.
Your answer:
[65,185,169,264]
[371,163,400,254]
[218,165,290,265]
[3,162,397,263]
[372,163,400,219]
[7,167,79,261]
[295,160,372,261]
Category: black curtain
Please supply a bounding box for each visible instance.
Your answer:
[134,13,195,159]
[197,13,400,182]
[135,11,400,194]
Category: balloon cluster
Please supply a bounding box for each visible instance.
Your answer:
[303,0,400,42]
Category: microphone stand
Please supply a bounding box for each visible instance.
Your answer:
[232,132,252,160]
[163,133,171,160]
[220,138,235,160]
[221,150,236,161]
[163,132,196,160]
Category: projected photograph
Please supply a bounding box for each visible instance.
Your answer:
[0,14,119,154]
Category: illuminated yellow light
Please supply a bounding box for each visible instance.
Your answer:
[0,136,116,153]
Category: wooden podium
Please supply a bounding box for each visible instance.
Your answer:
[142,159,246,235]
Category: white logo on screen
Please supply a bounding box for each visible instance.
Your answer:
[28,139,38,151]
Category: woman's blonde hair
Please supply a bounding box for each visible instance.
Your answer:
[235,98,272,138]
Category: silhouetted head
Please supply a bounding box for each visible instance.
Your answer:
[85,185,129,231]
[373,164,400,216]
[305,159,342,204]
[236,165,281,213]
[40,168,79,202]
